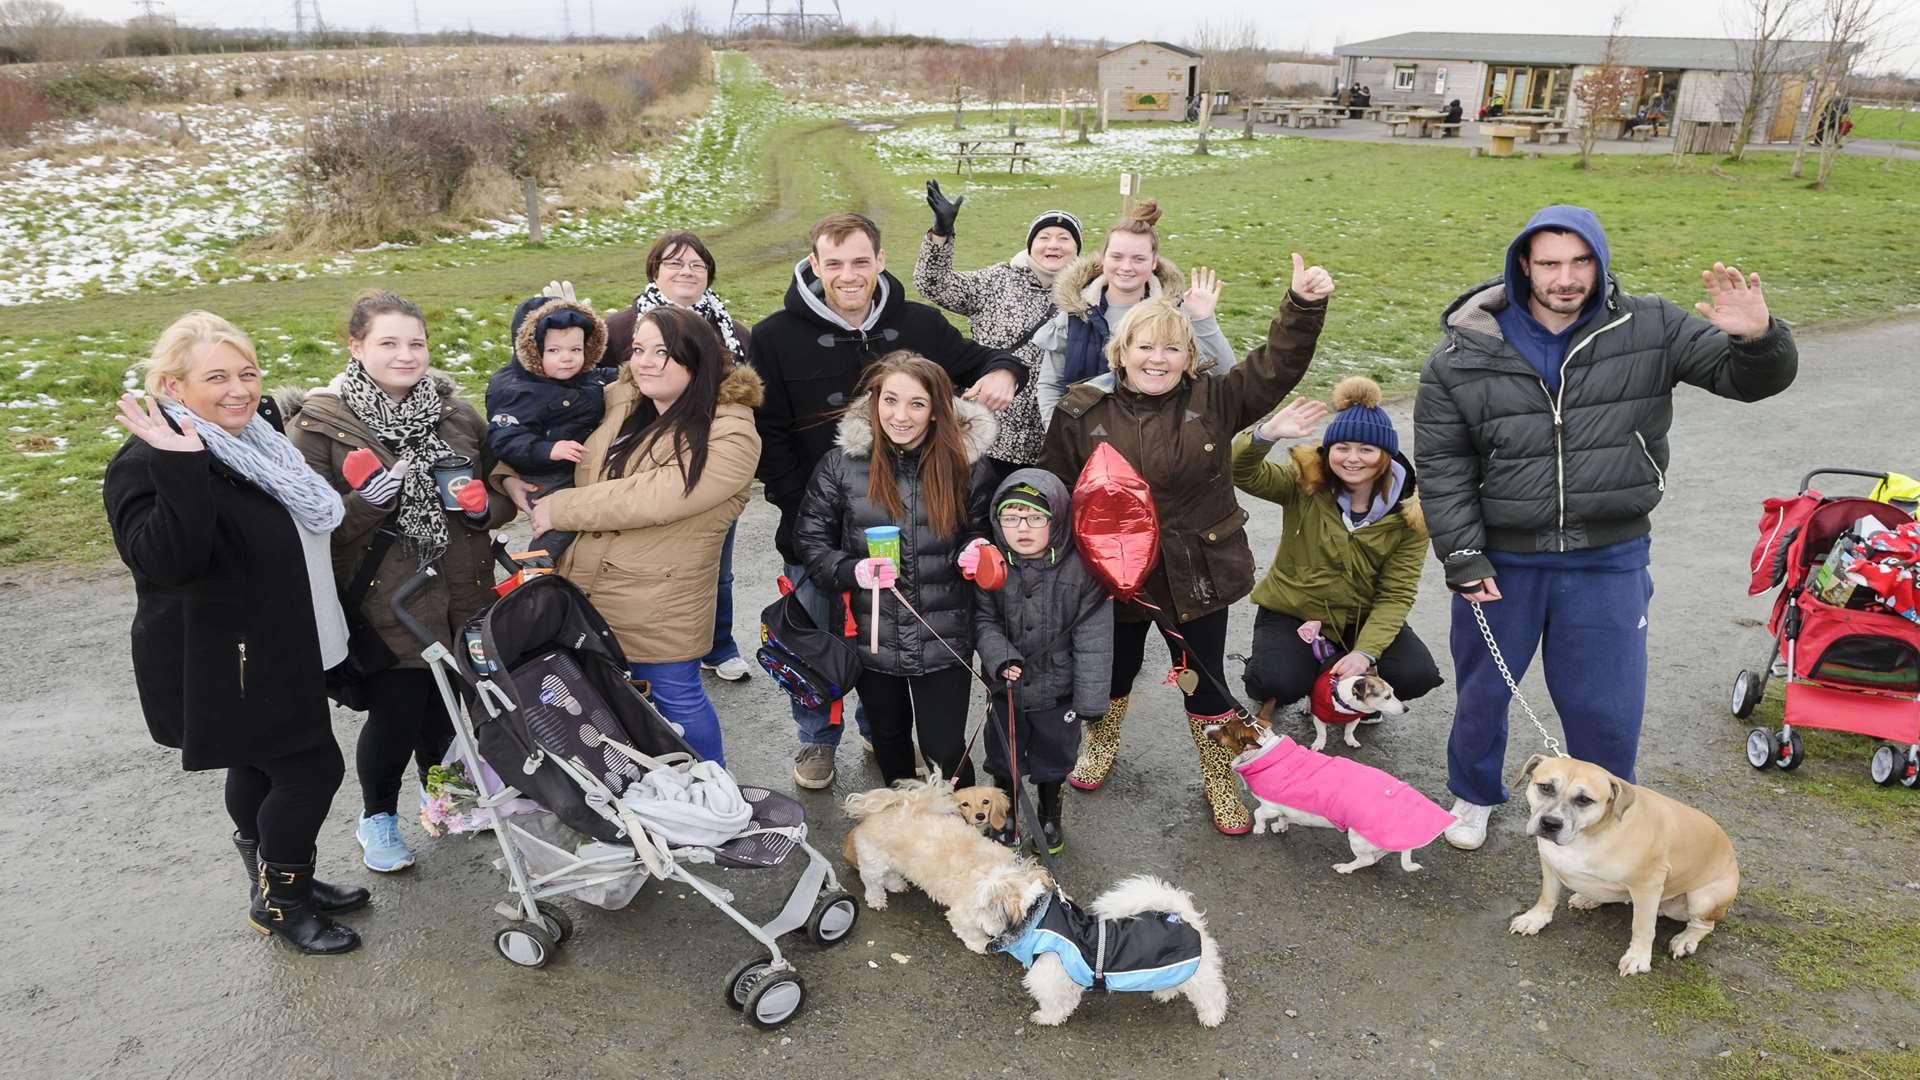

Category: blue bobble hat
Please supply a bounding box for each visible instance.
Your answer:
[1321,376,1399,456]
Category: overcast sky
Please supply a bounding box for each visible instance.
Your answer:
[67,1,1920,73]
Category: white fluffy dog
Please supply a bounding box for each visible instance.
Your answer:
[842,774,1030,952]
[971,867,1228,1028]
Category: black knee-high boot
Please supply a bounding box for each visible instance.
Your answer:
[250,860,361,955]
[234,832,370,914]
[1037,782,1065,855]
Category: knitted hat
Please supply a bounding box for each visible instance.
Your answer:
[1026,210,1083,253]
[1321,376,1399,455]
[995,482,1054,518]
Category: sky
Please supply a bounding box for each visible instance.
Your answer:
[64,1,1920,74]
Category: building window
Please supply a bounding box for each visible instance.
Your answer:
[1394,65,1417,91]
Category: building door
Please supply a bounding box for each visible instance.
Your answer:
[1770,78,1805,142]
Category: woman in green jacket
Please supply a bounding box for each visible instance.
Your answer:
[1232,376,1442,717]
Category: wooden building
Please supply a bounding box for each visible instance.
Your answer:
[1099,40,1202,122]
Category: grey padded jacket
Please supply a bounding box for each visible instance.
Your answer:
[1413,276,1798,587]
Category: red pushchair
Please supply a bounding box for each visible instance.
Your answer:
[1735,467,1920,786]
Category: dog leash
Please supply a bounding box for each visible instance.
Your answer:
[1468,599,1566,759]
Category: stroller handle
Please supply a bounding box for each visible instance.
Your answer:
[1799,467,1890,495]
[390,568,440,648]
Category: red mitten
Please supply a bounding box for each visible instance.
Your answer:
[342,448,405,507]
[454,478,489,516]
[342,447,381,488]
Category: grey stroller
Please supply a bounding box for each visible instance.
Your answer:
[391,569,856,1028]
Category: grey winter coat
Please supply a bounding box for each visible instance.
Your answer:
[1414,276,1798,587]
[1032,254,1236,427]
[971,469,1114,718]
[913,234,1057,465]
[794,397,998,677]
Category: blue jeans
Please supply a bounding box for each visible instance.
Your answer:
[701,522,742,666]
[783,561,870,746]
[630,660,725,765]
[1446,562,1653,807]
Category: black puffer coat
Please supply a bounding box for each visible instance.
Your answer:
[103,397,335,771]
[1414,276,1798,586]
[793,397,997,677]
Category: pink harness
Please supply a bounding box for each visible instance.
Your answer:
[1232,736,1455,852]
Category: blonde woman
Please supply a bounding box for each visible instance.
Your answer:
[1039,254,1334,834]
[104,311,366,955]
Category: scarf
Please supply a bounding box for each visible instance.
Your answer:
[337,362,454,568]
[1011,250,1058,290]
[635,283,744,358]
[158,401,345,534]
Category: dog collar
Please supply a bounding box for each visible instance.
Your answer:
[990,890,1055,954]
[1325,673,1368,717]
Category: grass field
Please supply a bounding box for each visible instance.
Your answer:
[3,54,1919,566]
[1849,104,1920,144]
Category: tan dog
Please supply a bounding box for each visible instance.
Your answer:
[842,784,1010,867]
[1506,755,1740,976]
[841,775,1034,952]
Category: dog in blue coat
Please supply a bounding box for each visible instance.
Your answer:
[980,867,1227,1027]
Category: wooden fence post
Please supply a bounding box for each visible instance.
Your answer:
[1100,90,1110,132]
[1059,89,1067,136]
[523,176,542,244]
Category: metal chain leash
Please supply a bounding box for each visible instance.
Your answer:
[1469,599,1566,759]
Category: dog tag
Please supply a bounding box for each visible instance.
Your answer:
[1175,669,1200,695]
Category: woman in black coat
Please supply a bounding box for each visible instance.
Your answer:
[104,311,367,956]
[794,352,996,786]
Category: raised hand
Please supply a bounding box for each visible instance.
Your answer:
[1289,252,1334,302]
[114,393,204,453]
[342,448,409,508]
[1255,396,1330,442]
[1183,266,1222,321]
[926,180,965,238]
[543,280,578,303]
[1695,262,1769,338]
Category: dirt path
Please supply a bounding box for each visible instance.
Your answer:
[1,314,1916,1079]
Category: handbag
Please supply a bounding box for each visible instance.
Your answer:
[756,573,865,710]
[324,513,402,710]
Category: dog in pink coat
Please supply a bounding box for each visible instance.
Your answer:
[1208,715,1455,874]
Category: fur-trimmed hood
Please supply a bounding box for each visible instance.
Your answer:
[1285,443,1426,534]
[1053,252,1185,320]
[512,297,608,376]
[831,393,998,463]
[609,358,764,412]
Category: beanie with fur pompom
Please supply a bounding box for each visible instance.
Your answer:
[1321,376,1398,455]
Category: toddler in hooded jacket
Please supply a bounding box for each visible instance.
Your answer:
[485,294,613,560]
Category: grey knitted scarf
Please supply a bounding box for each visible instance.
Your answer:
[158,401,344,533]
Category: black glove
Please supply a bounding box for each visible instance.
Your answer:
[926,180,964,238]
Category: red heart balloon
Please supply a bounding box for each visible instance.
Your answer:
[1071,442,1160,602]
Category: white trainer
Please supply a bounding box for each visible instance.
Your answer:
[703,656,751,681]
[1443,798,1494,850]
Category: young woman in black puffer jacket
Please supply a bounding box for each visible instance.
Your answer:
[794,351,997,787]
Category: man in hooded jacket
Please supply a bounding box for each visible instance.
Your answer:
[1414,204,1797,850]
[750,211,1027,790]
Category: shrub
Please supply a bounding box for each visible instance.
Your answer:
[0,73,50,146]
[33,65,171,116]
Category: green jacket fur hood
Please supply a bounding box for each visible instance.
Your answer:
[1232,437,1429,659]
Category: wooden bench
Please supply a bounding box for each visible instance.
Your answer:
[1430,122,1463,138]
[1628,124,1654,142]
[1360,106,1385,122]
[1542,126,1572,144]
[953,153,1033,177]
[1386,119,1410,136]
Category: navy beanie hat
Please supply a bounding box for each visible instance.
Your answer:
[1321,376,1399,456]
[1026,210,1083,253]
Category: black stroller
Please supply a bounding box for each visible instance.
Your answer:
[391,569,856,1028]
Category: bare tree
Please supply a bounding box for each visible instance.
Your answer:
[1573,12,1642,170]
[0,0,75,60]
[1725,0,1811,160]
[1188,17,1266,155]
[1790,0,1885,187]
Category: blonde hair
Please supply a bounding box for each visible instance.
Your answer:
[143,311,258,399]
[1102,199,1162,255]
[1105,298,1199,380]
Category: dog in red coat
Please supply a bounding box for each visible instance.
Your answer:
[1307,669,1406,752]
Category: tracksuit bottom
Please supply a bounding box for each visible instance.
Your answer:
[1446,559,1653,807]
[858,665,976,788]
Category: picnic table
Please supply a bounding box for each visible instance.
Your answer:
[1487,115,1558,143]
[1480,124,1530,157]
[953,137,1031,177]
[1387,109,1448,138]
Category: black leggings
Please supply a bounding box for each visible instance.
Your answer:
[225,740,346,864]
[357,666,454,818]
[1241,606,1444,708]
[1110,608,1235,715]
[857,665,976,788]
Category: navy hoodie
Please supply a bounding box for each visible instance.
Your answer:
[1494,205,1612,394]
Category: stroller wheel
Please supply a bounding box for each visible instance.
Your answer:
[1902,750,1920,789]
[1745,729,1777,770]
[1730,671,1761,719]
[496,922,556,968]
[743,971,806,1029]
[534,900,574,944]
[807,892,859,946]
[723,956,773,1010]
[1776,731,1805,771]
[1870,744,1901,786]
